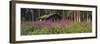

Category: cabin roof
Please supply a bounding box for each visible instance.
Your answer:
[39,13,56,19]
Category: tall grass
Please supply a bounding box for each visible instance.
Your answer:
[21,20,92,35]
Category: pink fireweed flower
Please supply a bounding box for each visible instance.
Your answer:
[32,20,53,28]
[59,19,67,27]
[44,19,53,28]
[59,19,73,27]
[33,21,43,28]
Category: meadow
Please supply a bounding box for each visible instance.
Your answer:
[21,19,92,35]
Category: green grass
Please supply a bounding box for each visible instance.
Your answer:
[21,22,92,35]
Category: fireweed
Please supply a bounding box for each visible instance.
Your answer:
[21,19,91,35]
[23,19,73,29]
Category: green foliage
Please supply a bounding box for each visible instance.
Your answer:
[31,27,49,35]
[50,23,62,34]
[21,23,33,35]
[21,22,92,35]
[64,23,92,33]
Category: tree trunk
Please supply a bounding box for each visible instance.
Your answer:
[76,11,80,23]
[78,11,80,23]
[87,11,89,22]
[31,9,34,24]
[74,11,76,23]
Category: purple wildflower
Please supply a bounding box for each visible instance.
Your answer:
[45,19,53,27]
[59,19,73,27]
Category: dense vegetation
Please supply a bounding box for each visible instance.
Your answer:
[21,21,92,35]
[21,8,92,35]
